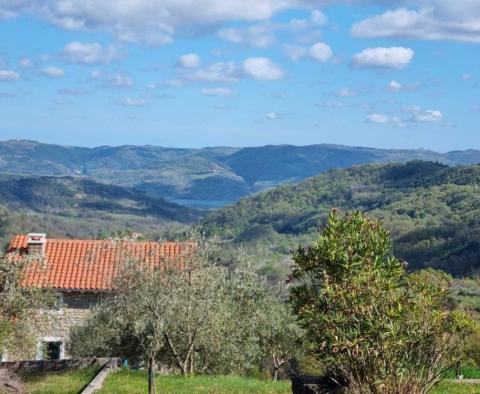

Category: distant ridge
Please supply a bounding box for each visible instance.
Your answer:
[1,139,479,204]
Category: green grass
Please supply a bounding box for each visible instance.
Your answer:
[433,381,480,394]
[98,370,291,394]
[22,366,100,394]
[444,366,480,379]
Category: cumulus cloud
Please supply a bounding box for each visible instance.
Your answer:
[19,57,33,68]
[116,97,147,107]
[366,113,389,123]
[41,66,64,78]
[284,42,332,62]
[0,70,21,80]
[62,41,119,64]
[202,87,235,96]
[337,88,358,97]
[265,112,281,120]
[405,105,444,122]
[0,0,331,44]
[283,44,307,62]
[308,42,332,62]
[388,80,402,91]
[351,5,480,43]
[178,53,200,68]
[105,73,134,88]
[90,71,134,87]
[218,24,276,48]
[352,47,414,69]
[310,9,327,26]
[243,57,284,80]
[388,79,421,92]
[189,62,239,82]
[412,109,444,123]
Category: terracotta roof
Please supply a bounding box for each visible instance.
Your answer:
[7,235,189,291]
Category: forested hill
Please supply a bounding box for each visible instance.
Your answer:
[0,175,199,245]
[201,161,480,277]
[1,140,479,203]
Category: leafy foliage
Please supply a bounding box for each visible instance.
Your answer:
[290,211,477,394]
[202,161,480,276]
[70,237,301,385]
[0,253,55,359]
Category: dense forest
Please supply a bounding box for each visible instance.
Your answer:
[201,161,480,277]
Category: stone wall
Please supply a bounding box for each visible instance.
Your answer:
[4,291,102,361]
[0,358,108,374]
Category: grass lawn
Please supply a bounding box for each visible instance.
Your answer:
[22,365,100,394]
[98,370,291,394]
[433,381,480,394]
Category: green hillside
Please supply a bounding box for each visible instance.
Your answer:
[0,175,199,246]
[201,161,480,276]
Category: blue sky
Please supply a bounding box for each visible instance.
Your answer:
[0,0,479,151]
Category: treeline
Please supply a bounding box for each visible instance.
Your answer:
[201,161,480,277]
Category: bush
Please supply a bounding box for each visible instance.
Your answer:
[290,210,477,394]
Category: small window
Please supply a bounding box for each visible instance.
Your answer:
[43,342,62,360]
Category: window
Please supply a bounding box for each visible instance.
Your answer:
[44,342,62,360]
[36,338,65,360]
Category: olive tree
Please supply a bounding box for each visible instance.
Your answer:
[0,253,55,360]
[291,210,476,394]
[71,239,302,383]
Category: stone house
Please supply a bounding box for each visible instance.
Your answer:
[3,233,187,361]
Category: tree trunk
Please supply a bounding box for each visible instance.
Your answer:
[273,368,279,382]
[148,357,156,394]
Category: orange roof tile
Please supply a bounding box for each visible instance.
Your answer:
[7,235,190,291]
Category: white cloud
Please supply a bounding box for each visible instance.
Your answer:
[189,62,239,82]
[202,87,235,96]
[0,70,20,81]
[62,41,119,64]
[405,105,444,122]
[164,79,184,87]
[265,112,280,120]
[388,80,402,91]
[310,10,327,26]
[412,109,444,123]
[351,5,480,43]
[0,0,330,44]
[388,79,421,92]
[243,57,284,80]
[219,24,276,48]
[308,42,332,63]
[283,44,307,62]
[90,71,134,87]
[352,47,414,69]
[117,97,147,107]
[337,88,358,97]
[178,53,200,68]
[41,66,64,78]
[105,73,134,88]
[366,113,389,123]
[19,57,33,68]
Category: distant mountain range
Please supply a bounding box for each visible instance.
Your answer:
[201,161,480,277]
[1,140,479,206]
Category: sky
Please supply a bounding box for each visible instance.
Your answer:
[0,0,479,151]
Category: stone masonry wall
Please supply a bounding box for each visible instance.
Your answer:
[5,292,102,361]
